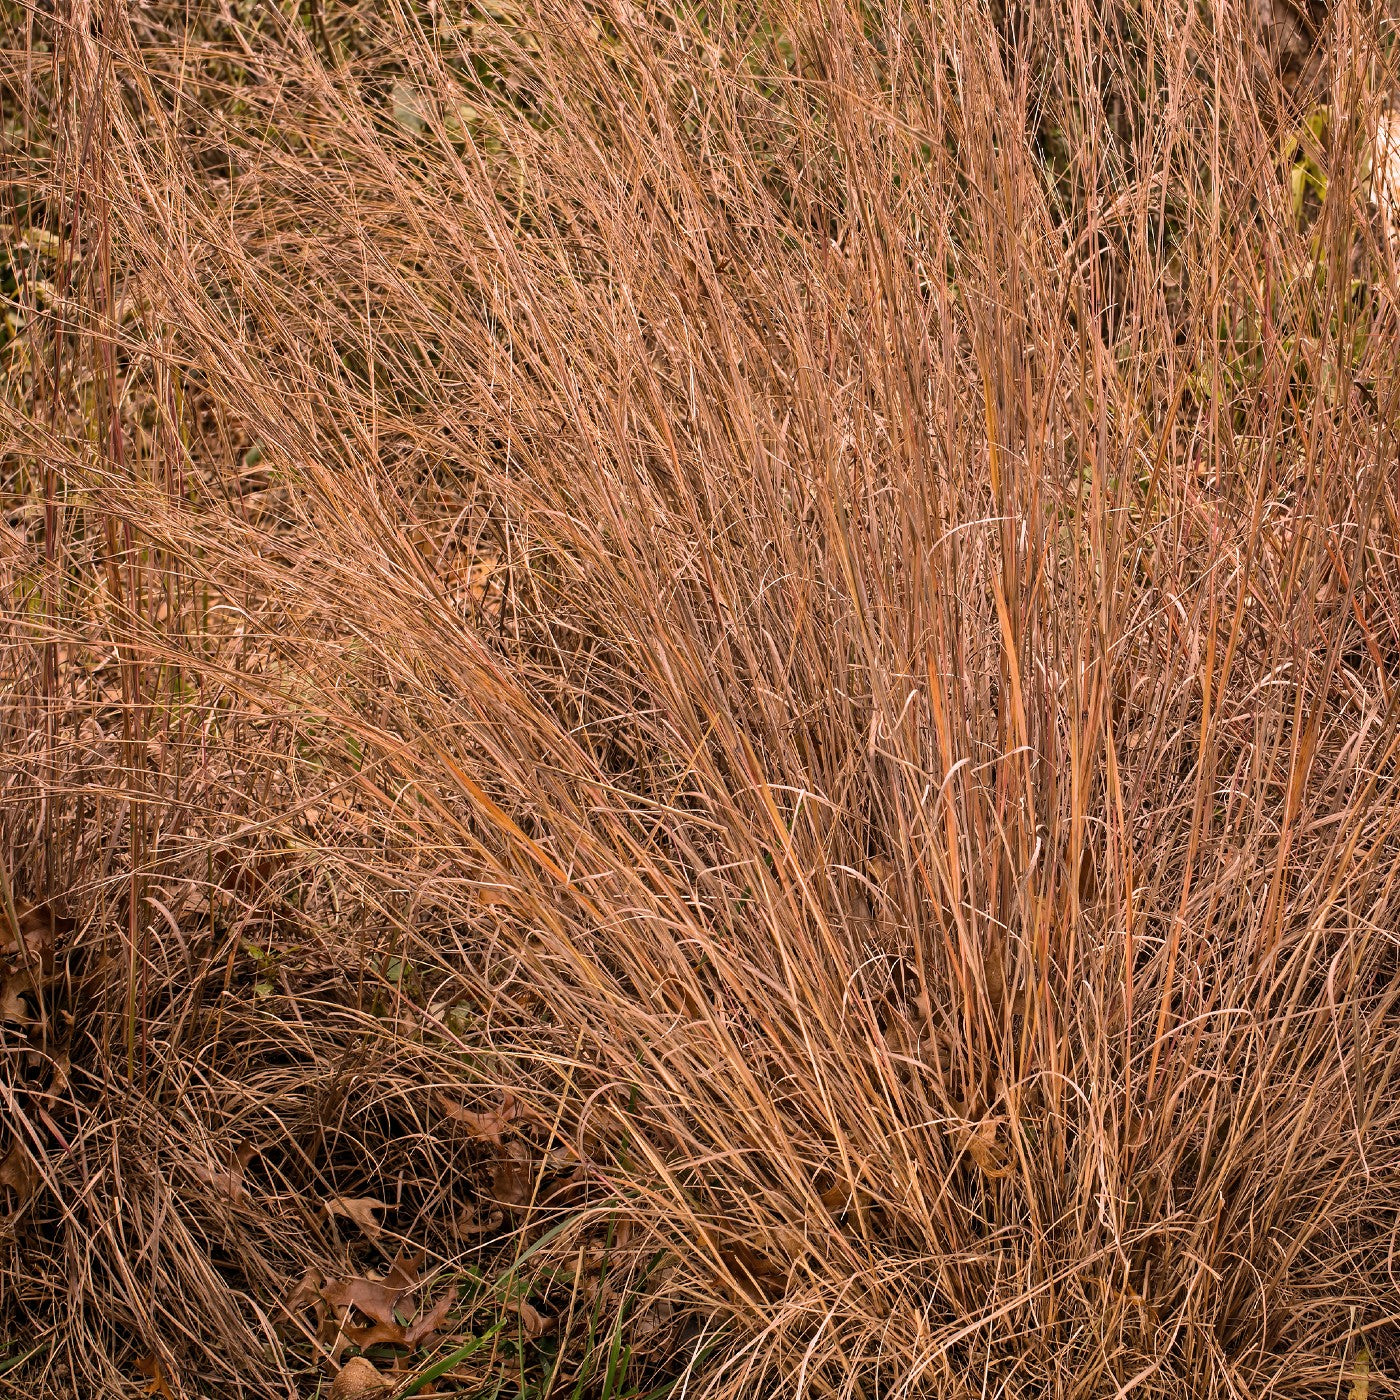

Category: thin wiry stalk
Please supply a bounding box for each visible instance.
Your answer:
[2,0,1400,1396]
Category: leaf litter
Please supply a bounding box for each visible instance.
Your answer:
[324,1195,390,1241]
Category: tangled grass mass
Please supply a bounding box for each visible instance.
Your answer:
[4,0,1400,1395]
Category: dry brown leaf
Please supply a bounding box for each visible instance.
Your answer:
[502,1295,552,1338]
[819,1178,873,1217]
[135,1352,177,1400]
[43,1049,70,1103]
[631,1297,676,1354]
[324,1195,388,1239]
[405,1284,458,1348]
[287,1265,326,1314]
[958,1116,1013,1179]
[6,902,65,972]
[321,1276,408,1328]
[330,1356,393,1400]
[0,969,39,1031]
[341,1318,408,1349]
[491,1139,534,1208]
[720,1240,786,1300]
[438,1090,539,1143]
[196,1139,257,1202]
[453,1202,504,1236]
[0,1139,37,1209]
[382,1246,428,1294]
[443,552,504,619]
[321,1248,423,1331]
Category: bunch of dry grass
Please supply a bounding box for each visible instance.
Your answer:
[4,0,1400,1394]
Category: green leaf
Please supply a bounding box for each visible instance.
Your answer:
[399,1320,505,1397]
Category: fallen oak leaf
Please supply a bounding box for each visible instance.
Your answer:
[324,1195,388,1240]
[194,1139,257,1202]
[287,1265,326,1315]
[382,1246,428,1294]
[956,1116,1013,1180]
[405,1285,458,1349]
[135,1352,177,1400]
[0,968,40,1032]
[719,1240,786,1300]
[490,1140,534,1209]
[0,1139,37,1210]
[437,1090,540,1144]
[321,1276,411,1329]
[341,1319,409,1349]
[502,1295,553,1339]
[42,1048,70,1104]
[453,1202,504,1236]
